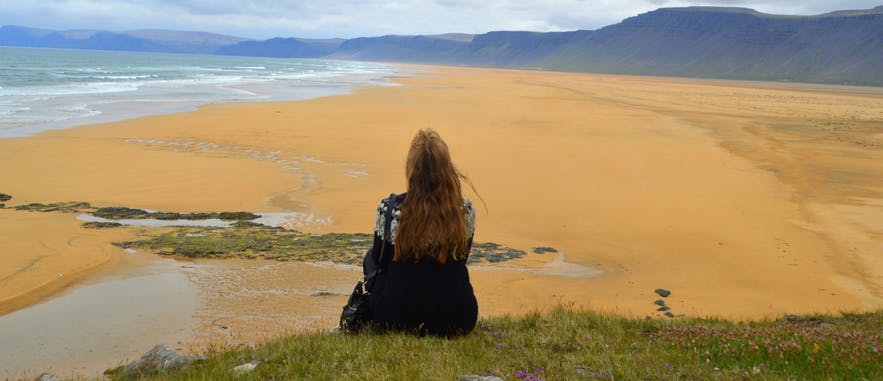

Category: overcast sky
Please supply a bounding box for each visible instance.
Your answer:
[1,1,880,39]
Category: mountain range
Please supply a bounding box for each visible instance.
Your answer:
[2,6,882,86]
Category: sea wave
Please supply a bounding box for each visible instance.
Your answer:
[0,82,141,97]
[0,47,399,137]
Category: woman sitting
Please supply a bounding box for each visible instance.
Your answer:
[364,129,478,336]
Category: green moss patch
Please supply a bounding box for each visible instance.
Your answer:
[115,224,528,265]
[83,221,125,229]
[93,207,259,221]
[15,201,93,213]
[115,225,371,264]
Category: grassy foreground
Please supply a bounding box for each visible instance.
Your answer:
[107,307,882,381]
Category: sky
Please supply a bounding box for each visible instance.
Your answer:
[1,0,880,39]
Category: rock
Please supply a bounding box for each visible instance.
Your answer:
[233,361,259,374]
[0,203,4,208]
[123,344,203,378]
[782,314,823,325]
[532,246,558,254]
[180,212,215,220]
[664,311,675,318]
[654,288,671,297]
[654,299,666,306]
[460,376,504,381]
[83,221,124,229]
[657,306,671,312]
[15,201,91,213]
[218,211,260,221]
[94,206,151,219]
[34,373,59,381]
[469,242,527,263]
[152,212,184,220]
[0,193,11,202]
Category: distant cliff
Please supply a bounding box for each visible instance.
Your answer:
[2,6,882,86]
[533,7,883,85]
[0,25,248,54]
[325,6,883,85]
[215,37,342,58]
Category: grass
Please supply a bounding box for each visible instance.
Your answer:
[106,307,882,381]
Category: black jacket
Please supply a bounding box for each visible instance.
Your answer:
[365,194,478,336]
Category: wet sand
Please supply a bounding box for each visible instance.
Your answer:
[0,210,132,316]
[0,66,881,368]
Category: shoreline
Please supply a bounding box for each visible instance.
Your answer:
[0,46,403,139]
[0,68,402,317]
[1,64,882,321]
[0,210,132,317]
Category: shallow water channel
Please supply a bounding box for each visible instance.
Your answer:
[0,248,360,379]
[0,253,198,379]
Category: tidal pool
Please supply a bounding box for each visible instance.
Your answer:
[0,253,199,379]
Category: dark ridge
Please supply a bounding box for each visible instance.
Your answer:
[2,5,881,85]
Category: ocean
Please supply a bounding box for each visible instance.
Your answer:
[0,46,398,137]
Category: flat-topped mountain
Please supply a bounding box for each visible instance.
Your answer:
[2,6,881,85]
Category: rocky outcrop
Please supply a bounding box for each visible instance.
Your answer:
[34,373,58,381]
[14,201,92,213]
[92,206,259,221]
[121,345,203,378]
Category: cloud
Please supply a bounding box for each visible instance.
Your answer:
[1,0,879,39]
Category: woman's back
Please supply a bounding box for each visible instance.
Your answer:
[368,194,478,336]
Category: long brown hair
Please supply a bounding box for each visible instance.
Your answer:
[394,129,469,264]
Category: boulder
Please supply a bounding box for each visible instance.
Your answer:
[123,345,203,378]
[232,361,259,374]
[34,373,58,381]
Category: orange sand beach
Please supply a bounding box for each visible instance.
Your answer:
[1,66,881,330]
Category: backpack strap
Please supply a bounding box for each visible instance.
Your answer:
[365,193,398,286]
[376,193,398,267]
